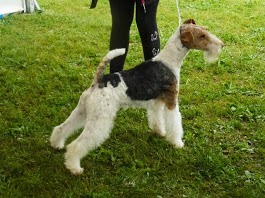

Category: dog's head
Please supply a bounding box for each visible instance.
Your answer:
[180,19,224,63]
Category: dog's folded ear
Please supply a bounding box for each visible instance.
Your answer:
[183,19,196,25]
[180,31,194,47]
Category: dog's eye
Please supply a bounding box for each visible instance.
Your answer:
[200,34,206,38]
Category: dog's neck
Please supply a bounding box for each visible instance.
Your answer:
[153,28,189,74]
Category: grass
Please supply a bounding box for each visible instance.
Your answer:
[0,0,264,197]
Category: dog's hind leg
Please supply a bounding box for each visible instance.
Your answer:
[50,89,92,149]
[164,103,184,148]
[147,102,166,137]
[64,100,119,175]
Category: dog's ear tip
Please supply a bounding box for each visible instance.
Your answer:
[183,19,196,25]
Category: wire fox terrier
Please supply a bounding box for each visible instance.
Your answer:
[50,19,224,175]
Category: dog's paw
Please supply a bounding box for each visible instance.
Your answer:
[64,150,84,175]
[173,140,184,148]
[150,125,166,137]
[65,162,84,175]
[50,127,65,149]
[69,167,84,175]
[50,139,65,150]
[152,129,166,137]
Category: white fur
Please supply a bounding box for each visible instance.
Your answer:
[50,25,223,175]
[105,48,126,60]
[50,77,185,174]
[203,33,223,63]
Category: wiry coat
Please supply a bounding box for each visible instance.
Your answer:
[50,19,224,175]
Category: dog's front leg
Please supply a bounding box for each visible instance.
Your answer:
[147,102,166,137]
[164,103,184,148]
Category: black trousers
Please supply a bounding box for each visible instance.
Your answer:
[109,0,160,73]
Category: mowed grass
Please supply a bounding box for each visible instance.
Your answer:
[0,0,264,197]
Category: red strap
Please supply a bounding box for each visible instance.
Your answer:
[141,0,146,13]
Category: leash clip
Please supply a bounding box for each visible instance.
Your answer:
[141,0,146,13]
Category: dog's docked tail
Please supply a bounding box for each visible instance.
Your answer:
[93,48,126,85]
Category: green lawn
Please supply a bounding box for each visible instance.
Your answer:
[0,0,264,197]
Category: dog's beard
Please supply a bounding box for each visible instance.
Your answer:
[203,44,222,63]
[203,33,223,63]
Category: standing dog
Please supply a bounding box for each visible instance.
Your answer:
[50,19,224,174]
